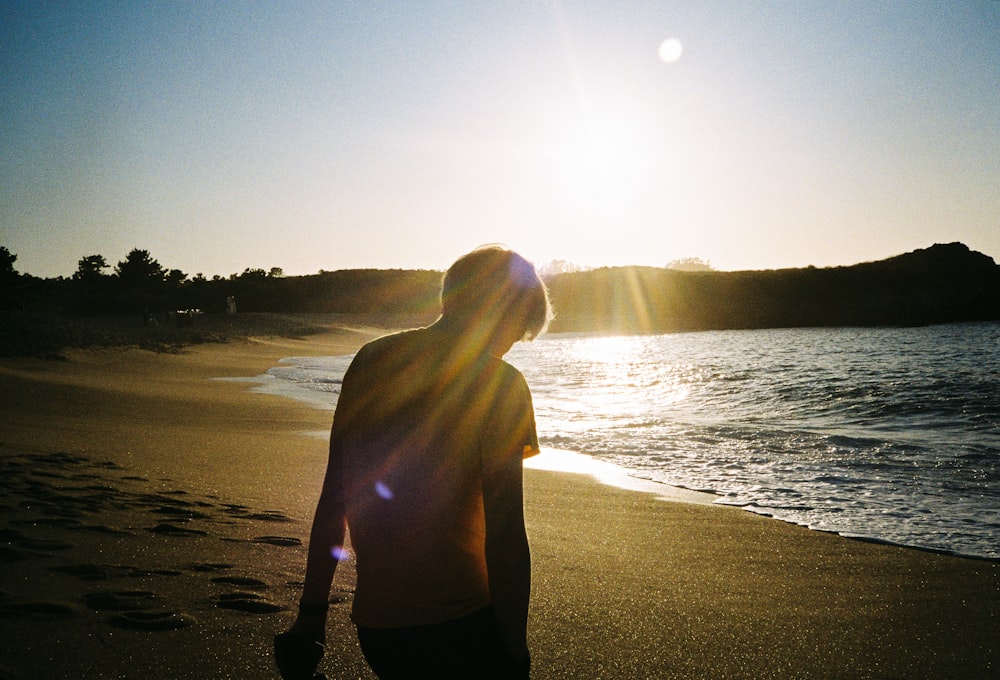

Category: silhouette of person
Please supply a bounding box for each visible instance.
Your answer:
[276,246,551,679]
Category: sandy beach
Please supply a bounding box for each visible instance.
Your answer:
[1,320,996,679]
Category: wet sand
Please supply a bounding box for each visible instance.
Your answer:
[0,321,996,679]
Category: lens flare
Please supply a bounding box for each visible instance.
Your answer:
[375,480,394,500]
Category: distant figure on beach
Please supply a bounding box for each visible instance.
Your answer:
[276,246,551,679]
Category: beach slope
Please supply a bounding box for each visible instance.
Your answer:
[0,323,996,679]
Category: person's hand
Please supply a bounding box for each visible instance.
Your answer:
[503,650,531,679]
[274,627,325,680]
[287,608,327,644]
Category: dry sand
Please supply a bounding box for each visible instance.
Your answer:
[0,320,996,679]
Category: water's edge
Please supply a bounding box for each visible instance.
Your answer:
[219,369,998,563]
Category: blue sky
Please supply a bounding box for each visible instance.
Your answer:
[2,1,998,278]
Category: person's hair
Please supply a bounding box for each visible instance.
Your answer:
[440,245,552,341]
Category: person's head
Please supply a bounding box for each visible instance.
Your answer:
[440,246,552,353]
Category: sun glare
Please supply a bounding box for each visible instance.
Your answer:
[574,335,634,366]
[542,110,651,222]
[658,38,683,64]
[569,335,691,409]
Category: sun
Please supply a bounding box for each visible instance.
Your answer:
[562,117,633,183]
[658,38,683,64]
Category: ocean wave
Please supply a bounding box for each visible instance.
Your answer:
[252,323,1000,561]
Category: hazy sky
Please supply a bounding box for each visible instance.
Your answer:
[3,1,998,278]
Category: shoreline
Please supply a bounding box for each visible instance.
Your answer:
[1,320,997,678]
[526,447,719,505]
[532,448,1000,564]
[243,354,998,563]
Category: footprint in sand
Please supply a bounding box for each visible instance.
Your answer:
[83,590,159,611]
[28,469,65,480]
[211,576,268,589]
[11,517,82,529]
[49,563,109,580]
[247,511,294,523]
[17,537,75,552]
[221,506,294,524]
[150,506,211,521]
[106,610,194,631]
[0,600,81,618]
[50,563,183,580]
[189,562,234,572]
[0,528,25,540]
[78,524,131,536]
[252,536,302,547]
[118,566,184,578]
[216,592,285,614]
[79,585,192,631]
[0,546,27,563]
[146,523,208,536]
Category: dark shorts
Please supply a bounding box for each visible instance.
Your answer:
[356,606,529,679]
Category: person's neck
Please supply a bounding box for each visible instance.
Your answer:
[429,317,505,358]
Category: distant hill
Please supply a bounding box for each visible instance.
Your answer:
[3,243,998,351]
[545,243,1000,333]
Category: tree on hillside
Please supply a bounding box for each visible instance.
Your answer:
[537,259,589,278]
[0,247,21,310]
[226,267,281,311]
[67,254,113,314]
[0,247,18,283]
[112,249,174,313]
[165,268,187,286]
[115,248,166,285]
[234,267,268,281]
[667,257,714,272]
[73,255,110,282]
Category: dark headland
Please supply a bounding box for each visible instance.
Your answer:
[546,241,1000,334]
[2,242,998,356]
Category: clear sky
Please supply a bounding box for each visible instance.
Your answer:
[2,1,998,279]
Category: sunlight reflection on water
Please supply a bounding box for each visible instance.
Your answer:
[241,323,1000,560]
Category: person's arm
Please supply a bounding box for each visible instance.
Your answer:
[276,351,373,679]
[274,429,347,679]
[286,435,347,643]
[286,347,371,644]
[482,439,531,664]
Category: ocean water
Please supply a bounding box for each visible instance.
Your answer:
[246,322,1000,561]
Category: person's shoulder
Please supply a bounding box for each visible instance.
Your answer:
[495,356,524,376]
[489,357,529,392]
[358,328,425,357]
